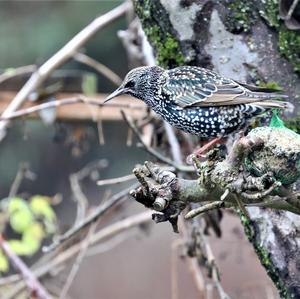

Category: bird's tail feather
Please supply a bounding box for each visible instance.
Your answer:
[241,90,288,100]
[237,91,289,109]
[250,100,289,109]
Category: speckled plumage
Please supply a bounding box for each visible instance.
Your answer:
[105,66,288,138]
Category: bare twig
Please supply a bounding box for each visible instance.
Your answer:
[241,181,282,201]
[0,2,130,140]
[286,0,299,19]
[59,221,98,299]
[73,52,122,86]
[121,110,194,173]
[0,235,51,299]
[70,159,108,225]
[163,122,183,165]
[9,162,36,197]
[0,65,36,85]
[43,183,139,252]
[97,173,135,186]
[200,229,231,299]
[185,202,226,220]
[96,108,105,145]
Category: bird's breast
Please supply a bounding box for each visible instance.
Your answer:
[154,104,247,137]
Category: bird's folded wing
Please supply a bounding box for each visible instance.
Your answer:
[163,68,286,108]
[163,74,246,108]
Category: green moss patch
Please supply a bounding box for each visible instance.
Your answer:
[225,0,257,33]
[260,0,300,73]
[134,0,185,68]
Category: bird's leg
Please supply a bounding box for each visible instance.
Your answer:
[186,137,223,164]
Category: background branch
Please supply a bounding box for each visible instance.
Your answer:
[0,2,130,140]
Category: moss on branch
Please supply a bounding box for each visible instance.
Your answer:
[133,0,185,68]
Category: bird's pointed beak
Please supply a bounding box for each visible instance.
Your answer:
[104,87,128,103]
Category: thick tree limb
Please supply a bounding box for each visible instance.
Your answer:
[130,127,300,298]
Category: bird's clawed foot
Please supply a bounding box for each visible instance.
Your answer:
[186,137,223,164]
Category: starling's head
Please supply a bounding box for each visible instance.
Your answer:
[104,66,165,107]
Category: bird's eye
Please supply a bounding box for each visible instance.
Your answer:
[124,80,135,89]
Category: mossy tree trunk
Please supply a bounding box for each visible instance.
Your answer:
[133,0,300,298]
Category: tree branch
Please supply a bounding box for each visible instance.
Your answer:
[0,235,51,299]
[130,126,300,298]
[0,2,131,140]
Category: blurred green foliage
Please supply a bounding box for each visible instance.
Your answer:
[0,196,57,273]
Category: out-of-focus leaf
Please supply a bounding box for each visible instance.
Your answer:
[8,239,28,255]
[9,223,44,256]
[10,209,33,234]
[0,250,8,273]
[22,223,44,255]
[82,73,97,96]
[8,197,27,214]
[30,196,55,218]
[24,222,45,240]
[8,198,33,234]
[30,195,56,228]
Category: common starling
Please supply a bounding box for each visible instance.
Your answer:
[105,66,288,138]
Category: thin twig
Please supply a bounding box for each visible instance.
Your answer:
[121,110,194,173]
[86,230,134,257]
[185,202,226,220]
[43,183,139,252]
[0,2,130,141]
[9,162,36,197]
[97,173,135,186]
[241,181,282,201]
[73,52,122,86]
[200,229,231,299]
[59,221,98,299]
[96,107,105,145]
[70,159,108,225]
[0,235,51,299]
[164,122,183,165]
[286,0,299,19]
[0,65,36,85]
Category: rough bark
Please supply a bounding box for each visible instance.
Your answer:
[132,0,300,298]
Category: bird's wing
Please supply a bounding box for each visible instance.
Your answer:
[162,67,285,108]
